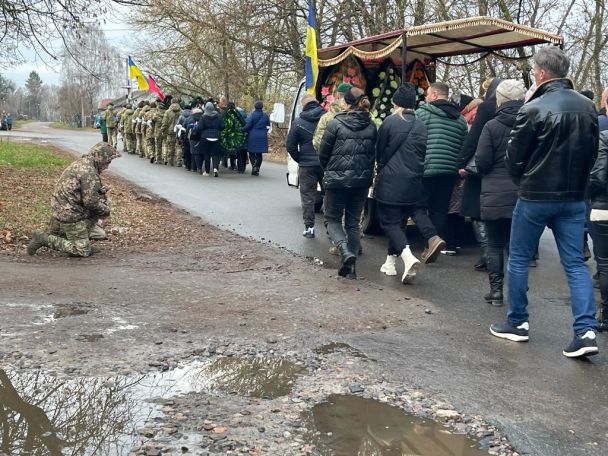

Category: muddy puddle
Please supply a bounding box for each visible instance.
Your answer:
[314,342,370,359]
[53,303,91,319]
[306,394,488,456]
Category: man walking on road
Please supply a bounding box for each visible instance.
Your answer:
[413,82,468,264]
[286,94,326,238]
[490,47,600,358]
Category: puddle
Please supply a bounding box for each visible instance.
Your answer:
[314,342,369,359]
[202,356,306,398]
[54,303,91,319]
[306,394,488,455]
[76,334,104,342]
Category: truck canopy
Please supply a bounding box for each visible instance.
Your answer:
[317,16,563,68]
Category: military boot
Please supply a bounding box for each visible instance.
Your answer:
[27,230,49,256]
[598,302,608,333]
[484,272,504,306]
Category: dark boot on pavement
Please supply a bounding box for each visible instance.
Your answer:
[421,236,446,264]
[472,220,488,271]
[336,242,356,278]
[598,303,608,332]
[27,230,49,256]
[484,272,504,306]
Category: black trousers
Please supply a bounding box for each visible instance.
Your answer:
[192,154,204,173]
[413,174,457,241]
[298,166,324,228]
[249,152,263,171]
[485,218,512,277]
[324,187,367,255]
[377,202,415,256]
[237,149,248,173]
[593,221,608,306]
[181,139,191,169]
[201,140,221,173]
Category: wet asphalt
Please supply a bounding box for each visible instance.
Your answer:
[4,123,608,455]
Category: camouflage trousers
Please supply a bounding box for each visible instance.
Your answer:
[47,219,95,257]
[145,136,155,159]
[135,133,142,156]
[155,136,164,163]
[107,127,117,148]
[163,135,177,166]
[126,133,136,154]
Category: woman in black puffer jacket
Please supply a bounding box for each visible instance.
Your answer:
[474,79,526,306]
[375,83,427,284]
[319,87,377,279]
[588,131,608,331]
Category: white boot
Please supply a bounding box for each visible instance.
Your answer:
[380,255,398,276]
[401,246,420,284]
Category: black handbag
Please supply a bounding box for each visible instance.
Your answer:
[464,154,478,176]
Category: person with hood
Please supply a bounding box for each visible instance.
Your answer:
[458,78,502,271]
[286,94,326,238]
[27,142,120,257]
[241,100,270,176]
[177,103,193,170]
[187,105,204,172]
[121,104,135,154]
[474,80,526,306]
[413,82,468,264]
[193,102,225,176]
[319,87,377,279]
[6,112,12,130]
[375,83,427,284]
[98,109,108,143]
[312,83,353,151]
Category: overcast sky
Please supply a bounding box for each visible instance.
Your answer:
[8,3,136,88]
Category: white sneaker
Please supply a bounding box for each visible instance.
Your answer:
[401,246,420,284]
[213,168,219,177]
[202,172,209,176]
[380,255,397,276]
[302,227,315,238]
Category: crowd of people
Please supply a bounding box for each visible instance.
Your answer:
[96,95,271,177]
[26,45,608,359]
[287,46,607,358]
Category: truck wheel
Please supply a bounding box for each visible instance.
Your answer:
[362,197,382,235]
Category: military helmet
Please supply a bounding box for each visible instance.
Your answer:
[150,101,157,108]
[138,101,145,108]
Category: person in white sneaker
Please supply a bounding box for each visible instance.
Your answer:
[375,83,426,283]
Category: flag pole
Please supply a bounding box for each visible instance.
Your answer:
[126,56,132,101]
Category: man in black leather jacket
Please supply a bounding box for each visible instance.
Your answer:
[490,46,600,359]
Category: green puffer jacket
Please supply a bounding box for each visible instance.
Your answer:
[415,100,468,177]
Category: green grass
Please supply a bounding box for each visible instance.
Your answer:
[0,142,70,168]
[13,119,34,129]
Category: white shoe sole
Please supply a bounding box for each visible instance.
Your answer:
[401,261,419,284]
[380,265,397,276]
[489,327,529,342]
[562,346,599,358]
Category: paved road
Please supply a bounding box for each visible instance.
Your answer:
[4,124,608,455]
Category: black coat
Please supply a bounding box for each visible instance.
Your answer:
[319,111,377,190]
[506,79,599,201]
[375,111,427,205]
[286,101,325,167]
[589,132,608,210]
[187,111,204,155]
[459,78,501,219]
[475,100,523,220]
[195,112,224,140]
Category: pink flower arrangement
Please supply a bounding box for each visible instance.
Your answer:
[321,86,330,96]
[326,95,335,103]
[351,77,360,86]
[347,68,356,76]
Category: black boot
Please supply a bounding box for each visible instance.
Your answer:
[472,220,488,271]
[337,242,356,277]
[598,304,608,332]
[484,272,503,306]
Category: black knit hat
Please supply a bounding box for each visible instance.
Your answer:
[392,83,417,109]
[344,88,365,106]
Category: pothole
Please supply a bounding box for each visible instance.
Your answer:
[314,341,370,359]
[306,394,488,455]
[54,303,91,319]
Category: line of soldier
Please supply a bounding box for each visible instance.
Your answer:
[103,95,183,167]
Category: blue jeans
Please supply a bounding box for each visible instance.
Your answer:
[507,199,597,334]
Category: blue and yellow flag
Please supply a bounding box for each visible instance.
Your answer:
[128,56,149,90]
[305,0,318,95]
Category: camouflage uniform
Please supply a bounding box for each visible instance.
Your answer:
[139,105,151,157]
[161,101,182,166]
[27,143,120,257]
[122,105,135,153]
[144,102,158,160]
[104,105,117,148]
[154,105,166,164]
[115,108,124,150]
[312,98,346,151]
[133,105,142,155]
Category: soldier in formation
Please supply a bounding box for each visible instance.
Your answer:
[104,104,117,148]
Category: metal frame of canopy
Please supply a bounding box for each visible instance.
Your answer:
[316,16,564,78]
